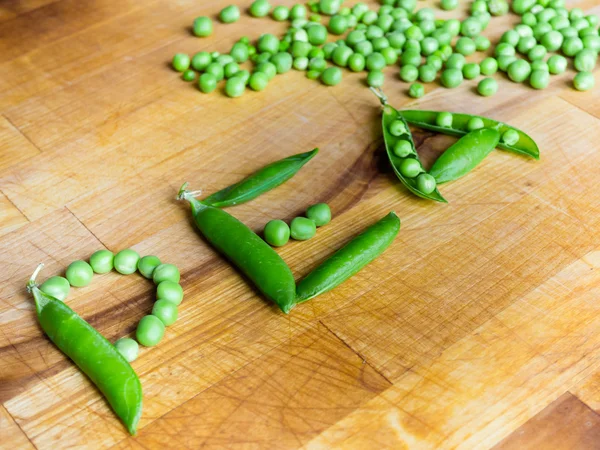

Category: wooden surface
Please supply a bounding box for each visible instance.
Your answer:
[1,0,600,448]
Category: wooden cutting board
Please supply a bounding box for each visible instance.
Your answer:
[2,0,600,448]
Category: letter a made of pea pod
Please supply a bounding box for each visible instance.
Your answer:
[27,265,143,435]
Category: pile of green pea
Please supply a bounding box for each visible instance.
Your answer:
[263,202,331,246]
[171,0,598,98]
[39,250,184,363]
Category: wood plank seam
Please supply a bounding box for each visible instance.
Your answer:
[4,407,39,450]
[63,205,110,251]
[0,186,29,224]
[558,95,600,121]
[1,113,41,154]
[319,320,395,386]
[568,391,600,420]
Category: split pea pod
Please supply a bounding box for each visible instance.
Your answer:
[399,110,540,159]
[203,149,318,208]
[296,212,400,303]
[178,185,296,313]
[27,265,143,435]
[429,128,501,184]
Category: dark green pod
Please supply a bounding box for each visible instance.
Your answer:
[27,269,142,435]
[399,110,539,159]
[203,148,318,208]
[382,105,448,202]
[429,128,500,184]
[296,212,400,303]
[182,193,296,313]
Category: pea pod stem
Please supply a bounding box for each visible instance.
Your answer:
[28,265,143,435]
[295,212,400,303]
[178,184,297,313]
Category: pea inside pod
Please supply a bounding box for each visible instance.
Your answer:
[429,128,501,184]
[296,212,400,302]
[27,265,142,435]
[399,110,539,159]
[372,89,447,203]
[202,149,318,208]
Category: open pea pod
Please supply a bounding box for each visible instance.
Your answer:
[399,110,539,159]
[203,148,318,208]
[382,105,447,203]
[429,128,501,184]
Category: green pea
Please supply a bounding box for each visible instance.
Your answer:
[583,35,600,52]
[225,76,245,98]
[507,60,531,82]
[501,129,520,146]
[562,37,584,56]
[400,50,421,68]
[474,35,491,51]
[233,70,250,85]
[393,140,413,158]
[290,4,307,19]
[114,338,139,363]
[114,249,140,275]
[540,30,564,51]
[477,77,498,96]
[521,12,537,26]
[248,71,269,91]
[271,53,293,73]
[354,40,373,57]
[441,68,463,88]
[548,55,567,74]
[400,65,419,82]
[290,217,317,240]
[495,42,516,57]
[460,18,482,38]
[192,17,213,37]
[219,5,240,23]
[399,158,422,178]
[426,55,443,71]
[574,49,597,72]
[155,280,184,307]
[367,70,385,87]
[309,57,327,72]
[191,52,212,71]
[216,55,234,67]
[182,70,196,82]
[137,255,161,279]
[270,5,288,20]
[419,64,437,83]
[533,22,553,40]
[152,299,178,327]
[348,53,366,72]
[88,249,114,274]
[445,53,466,70]
[517,36,536,54]
[462,63,480,80]
[408,82,425,98]
[306,203,331,227]
[172,53,190,72]
[198,73,217,93]
[500,30,520,46]
[467,117,485,131]
[321,67,343,86]
[307,24,328,45]
[480,57,498,75]
[416,173,437,194]
[528,45,547,61]
[441,0,458,10]
[573,72,595,91]
[320,0,342,15]
[153,264,180,284]
[361,10,378,25]
[66,260,94,287]
[420,37,438,56]
[136,315,165,347]
[205,63,224,81]
[389,120,408,137]
[366,52,387,71]
[531,60,549,72]
[332,46,353,67]
[230,43,249,64]
[529,69,549,89]
[372,37,390,53]
[328,14,348,35]
[223,62,240,79]
[255,62,277,80]
[258,34,279,54]
[380,47,398,65]
[250,0,271,17]
[346,30,366,47]
[497,55,517,72]
[435,112,453,128]
[263,220,290,246]
[292,56,308,71]
[40,276,70,301]
[443,18,461,36]
[306,70,321,80]
[377,14,394,32]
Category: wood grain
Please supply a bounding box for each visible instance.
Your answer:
[1,0,600,448]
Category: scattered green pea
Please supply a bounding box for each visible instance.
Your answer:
[548,54,567,74]
[219,5,240,23]
[477,77,498,96]
[137,255,161,279]
[462,63,480,80]
[272,5,289,21]
[66,260,94,287]
[205,62,224,81]
[198,73,217,93]
[114,249,140,275]
[152,300,178,326]
[172,53,190,72]
[480,57,498,75]
[40,276,70,301]
[573,71,595,91]
[507,59,531,82]
[191,52,212,71]
[348,53,366,72]
[408,82,425,98]
[306,203,331,226]
[271,52,293,73]
[367,70,385,88]
[136,315,165,347]
[192,17,213,37]
[530,69,550,89]
[224,62,240,79]
[332,46,353,67]
[419,65,437,83]
[256,62,277,80]
[307,24,328,45]
[445,53,466,70]
[156,280,184,306]
[249,71,269,91]
[264,220,290,246]
[574,49,597,72]
[290,217,317,240]
[441,68,463,88]
[321,67,342,86]
[114,338,139,363]
[153,264,180,284]
[528,44,547,61]
[366,52,387,71]
[441,0,458,11]
[250,0,271,17]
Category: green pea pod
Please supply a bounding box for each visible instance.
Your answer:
[429,128,501,184]
[382,105,448,203]
[203,149,318,208]
[399,110,540,159]
[27,265,142,435]
[179,187,296,313]
[296,212,400,303]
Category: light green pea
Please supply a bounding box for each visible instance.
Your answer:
[153,264,180,284]
[114,338,139,362]
[136,315,165,347]
[66,260,94,287]
[114,249,140,275]
[89,250,114,274]
[40,276,70,301]
[152,300,178,326]
[137,255,161,279]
